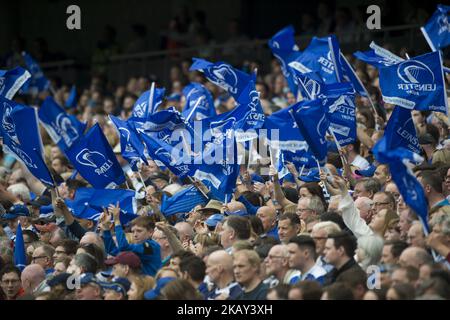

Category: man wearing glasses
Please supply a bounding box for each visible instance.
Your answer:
[263,244,300,287]
[0,265,24,300]
[31,244,55,275]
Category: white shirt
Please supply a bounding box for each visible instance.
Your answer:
[338,193,374,239]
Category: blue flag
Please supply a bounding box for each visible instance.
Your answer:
[65,85,78,109]
[39,96,86,151]
[379,51,448,113]
[160,185,208,217]
[0,67,31,99]
[190,58,255,98]
[110,115,148,171]
[291,99,330,165]
[182,82,216,121]
[22,52,50,94]
[372,140,429,232]
[354,43,404,68]
[322,82,357,147]
[421,5,450,51]
[67,188,138,225]
[0,97,54,186]
[14,222,27,271]
[383,106,421,154]
[132,87,166,119]
[65,123,126,189]
[289,68,326,99]
[268,25,301,94]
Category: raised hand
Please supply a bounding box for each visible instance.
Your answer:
[108,202,121,224]
[99,208,112,231]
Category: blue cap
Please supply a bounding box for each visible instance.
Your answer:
[299,169,320,182]
[144,277,176,300]
[167,92,181,102]
[2,204,30,220]
[100,277,131,295]
[100,268,113,278]
[224,209,249,217]
[79,273,99,286]
[355,165,376,177]
[205,214,224,227]
[47,273,72,289]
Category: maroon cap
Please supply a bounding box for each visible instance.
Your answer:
[104,251,141,269]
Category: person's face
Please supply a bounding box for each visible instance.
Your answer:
[385,184,400,202]
[132,225,152,244]
[51,159,65,175]
[104,289,123,300]
[169,257,181,273]
[299,187,312,199]
[369,209,387,233]
[220,222,234,249]
[278,219,298,244]
[288,288,303,300]
[355,199,373,223]
[311,228,327,256]
[412,111,424,126]
[419,264,432,286]
[233,254,258,287]
[297,198,313,221]
[407,225,425,248]
[32,247,50,269]
[399,210,412,236]
[1,272,21,299]
[123,97,135,111]
[324,239,341,266]
[53,246,67,261]
[445,169,450,193]
[127,281,139,300]
[152,230,168,251]
[267,290,283,300]
[391,269,408,286]
[386,288,400,300]
[67,258,82,275]
[103,100,115,114]
[50,146,62,161]
[152,178,167,190]
[206,258,221,283]
[381,245,396,265]
[76,284,101,300]
[264,246,287,276]
[353,183,370,200]
[372,194,392,212]
[363,291,379,300]
[374,166,389,185]
[112,263,128,278]
[256,210,275,232]
[53,262,67,275]
[287,243,306,270]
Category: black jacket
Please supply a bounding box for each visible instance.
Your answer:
[323,258,363,286]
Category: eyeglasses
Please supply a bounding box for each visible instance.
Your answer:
[32,255,49,261]
[54,250,66,255]
[1,279,20,285]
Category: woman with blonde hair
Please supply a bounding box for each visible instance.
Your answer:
[191,233,220,257]
[128,275,155,300]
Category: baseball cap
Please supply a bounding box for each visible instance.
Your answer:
[47,273,73,289]
[104,251,141,269]
[79,273,100,287]
[144,277,176,300]
[205,214,224,228]
[355,165,377,177]
[100,277,131,296]
[2,204,30,220]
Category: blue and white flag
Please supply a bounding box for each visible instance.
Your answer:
[289,69,325,99]
[109,115,148,171]
[0,67,31,99]
[39,96,86,151]
[383,106,421,154]
[65,85,78,109]
[421,5,450,51]
[372,140,429,232]
[67,188,137,225]
[190,58,255,98]
[354,43,404,68]
[0,97,54,186]
[322,82,357,147]
[378,51,448,113]
[291,98,330,165]
[14,222,27,271]
[65,123,126,189]
[132,87,166,119]
[182,82,216,121]
[268,25,301,94]
[22,52,50,94]
[160,185,208,217]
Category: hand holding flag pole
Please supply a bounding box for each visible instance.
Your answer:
[147,82,155,115]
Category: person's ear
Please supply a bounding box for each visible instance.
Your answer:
[124,265,130,275]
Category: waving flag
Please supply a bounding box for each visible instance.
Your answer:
[383,106,421,154]
[182,82,216,121]
[190,58,255,98]
[66,188,138,224]
[291,99,330,165]
[65,85,78,109]
[421,5,450,51]
[0,67,31,99]
[38,96,86,151]
[322,82,357,147]
[132,87,166,119]
[14,222,27,271]
[372,140,429,232]
[289,68,325,99]
[268,25,301,94]
[65,123,126,189]
[109,115,147,171]
[22,52,50,94]
[0,97,54,186]
[160,185,208,217]
[378,51,448,113]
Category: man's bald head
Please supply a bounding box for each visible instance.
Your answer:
[399,247,433,269]
[208,250,234,272]
[21,264,45,294]
[226,201,247,213]
[256,206,277,232]
[174,222,194,242]
[355,197,373,223]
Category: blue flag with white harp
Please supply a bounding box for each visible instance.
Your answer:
[182,82,216,121]
[132,87,166,119]
[378,51,448,113]
[268,25,301,95]
[421,5,450,51]
[189,58,255,99]
[22,52,50,94]
[383,106,421,155]
[65,123,126,189]
[38,96,86,151]
[289,68,326,99]
[109,115,148,172]
[14,222,27,271]
[0,67,31,99]
[160,185,208,217]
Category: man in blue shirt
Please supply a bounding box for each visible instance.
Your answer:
[256,206,279,241]
[100,203,162,276]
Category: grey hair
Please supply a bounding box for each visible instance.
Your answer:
[435,214,450,236]
[7,183,31,203]
[312,221,341,235]
[73,253,98,274]
[357,235,384,270]
[308,195,325,215]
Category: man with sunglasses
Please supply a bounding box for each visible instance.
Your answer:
[31,244,55,276]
